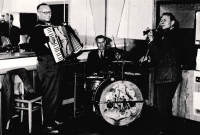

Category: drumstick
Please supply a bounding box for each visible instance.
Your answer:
[140,48,149,66]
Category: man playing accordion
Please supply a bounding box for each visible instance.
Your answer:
[30,3,65,134]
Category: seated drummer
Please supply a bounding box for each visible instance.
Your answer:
[87,35,117,76]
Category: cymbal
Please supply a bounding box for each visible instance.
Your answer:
[87,76,104,79]
[124,72,141,76]
[112,60,132,63]
[100,70,115,75]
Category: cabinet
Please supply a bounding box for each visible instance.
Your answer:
[172,70,200,122]
[0,92,1,135]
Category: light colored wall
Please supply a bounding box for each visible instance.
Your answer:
[69,0,153,49]
[2,0,39,13]
[0,0,154,50]
[70,0,154,40]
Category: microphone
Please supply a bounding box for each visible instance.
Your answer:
[143,23,161,36]
[112,35,117,53]
[143,29,157,36]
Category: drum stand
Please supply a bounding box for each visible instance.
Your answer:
[121,60,125,81]
[73,72,77,117]
[67,72,86,118]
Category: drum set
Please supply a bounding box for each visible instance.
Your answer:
[86,60,144,126]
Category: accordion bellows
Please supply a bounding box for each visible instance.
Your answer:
[43,24,83,63]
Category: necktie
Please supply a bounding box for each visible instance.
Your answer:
[101,51,104,58]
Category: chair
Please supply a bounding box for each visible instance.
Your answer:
[6,75,43,133]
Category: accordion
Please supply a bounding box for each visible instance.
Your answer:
[1,35,12,47]
[43,24,83,63]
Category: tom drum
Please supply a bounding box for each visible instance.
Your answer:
[86,76,104,96]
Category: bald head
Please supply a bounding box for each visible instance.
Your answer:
[37,3,52,22]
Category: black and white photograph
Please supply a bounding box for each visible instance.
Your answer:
[0,0,200,135]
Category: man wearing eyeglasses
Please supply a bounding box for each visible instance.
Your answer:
[29,3,64,134]
[87,35,116,76]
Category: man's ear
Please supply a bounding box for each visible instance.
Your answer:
[37,12,40,19]
[171,20,175,27]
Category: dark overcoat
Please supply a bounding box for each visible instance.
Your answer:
[149,28,182,84]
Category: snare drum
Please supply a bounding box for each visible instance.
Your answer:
[93,77,144,126]
[86,76,104,95]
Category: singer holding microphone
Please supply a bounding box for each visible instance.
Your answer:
[139,13,182,135]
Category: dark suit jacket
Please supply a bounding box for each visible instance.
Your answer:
[87,49,116,75]
[149,28,182,84]
[0,21,20,47]
[29,20,52,57]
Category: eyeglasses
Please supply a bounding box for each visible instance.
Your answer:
[38,11,52,15]
[97,40,106,45]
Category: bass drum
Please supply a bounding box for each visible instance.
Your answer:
[93,77,144,126]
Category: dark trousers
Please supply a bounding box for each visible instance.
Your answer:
[37,55,64,127]
[156,82,179,131]
[1,68,33,130]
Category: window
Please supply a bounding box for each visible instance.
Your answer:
[49,4,68,25]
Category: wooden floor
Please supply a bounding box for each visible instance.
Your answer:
[4,104,200,135]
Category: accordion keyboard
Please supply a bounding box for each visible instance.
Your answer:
[44,27,65,63]
[48,42,65,62]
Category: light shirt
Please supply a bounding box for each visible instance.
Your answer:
[98,50,104,58]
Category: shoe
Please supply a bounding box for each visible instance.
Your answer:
[43,126,59,134]
[55,120,64,126]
